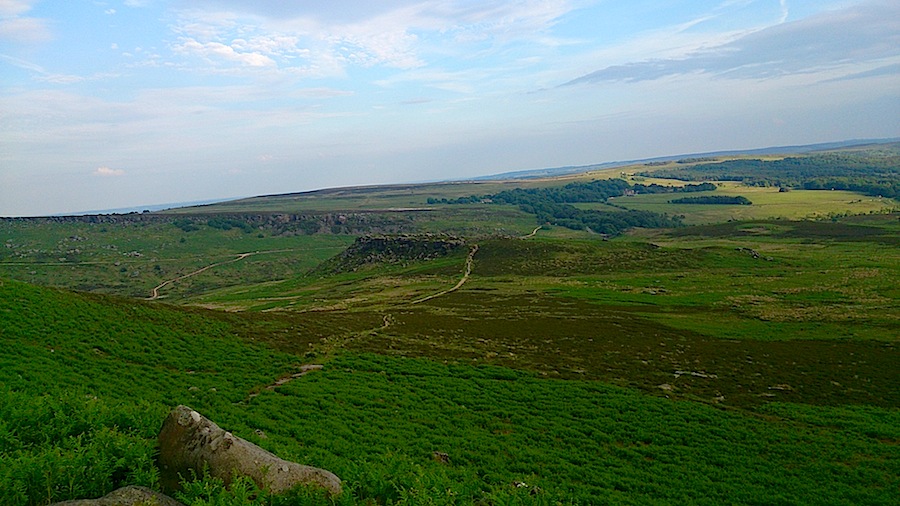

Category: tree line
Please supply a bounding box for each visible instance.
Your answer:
[430,179,717,235]
[639,153,899,198]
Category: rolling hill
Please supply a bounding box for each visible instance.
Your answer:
[1,140,898,505]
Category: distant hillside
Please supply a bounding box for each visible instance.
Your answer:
[473,138,900,181]
[639,144,900,198]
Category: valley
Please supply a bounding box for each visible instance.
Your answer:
[1,144,898,505]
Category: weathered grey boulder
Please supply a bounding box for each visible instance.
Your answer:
[49,485,184,506]
[157,405,341,496]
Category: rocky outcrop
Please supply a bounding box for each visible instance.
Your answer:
[320,234,468,273]
[49,486,183,506]
[157,405,341,496]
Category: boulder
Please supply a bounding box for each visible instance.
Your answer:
[157,405,341,496]
[49,485,184,506]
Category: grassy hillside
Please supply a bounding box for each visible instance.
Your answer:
[0,219,355,299]
[2,278,898,505]
[1,143,898,504]
[2,144,898,302]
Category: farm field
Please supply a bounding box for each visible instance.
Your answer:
[605,183,896,224]
[1,146,899,505]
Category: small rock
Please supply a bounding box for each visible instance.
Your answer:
[48,485,184,506]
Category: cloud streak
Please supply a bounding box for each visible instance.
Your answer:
[169,0,575,75]
[93,167,126,177]
[0,0,50,44]
[174,39,276,67]
[564,1,900,85]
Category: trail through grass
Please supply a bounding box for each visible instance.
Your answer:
[2,280,897,505]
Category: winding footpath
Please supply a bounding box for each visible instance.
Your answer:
[522,225,543,238]
[147,250,286,300]
[246,243,477,398]
[411,244,479,305]
[245,364,324,401]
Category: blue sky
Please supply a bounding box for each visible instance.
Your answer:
[1,0,898,216]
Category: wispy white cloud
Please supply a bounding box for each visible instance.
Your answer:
[93,166,126,177]
[0,53,86,83]
[823,62,900,82]
[173,38,276,67]
[36,73,86,84]
[374,68,486,94]
[565,1,900,84]
[168,0,578,75]
[0,0,51,44]
[0,0,33,16]
[0,52,42,72]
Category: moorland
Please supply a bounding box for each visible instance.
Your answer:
[1,142,898,505]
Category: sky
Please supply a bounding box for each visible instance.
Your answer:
[1,0,898,216]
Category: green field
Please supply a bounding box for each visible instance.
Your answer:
[1,146,899,505]
[599,183,897,224]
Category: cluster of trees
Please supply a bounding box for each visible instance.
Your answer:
[430,180,714,206]
[543,207,681,235]
[798,178,899,197]
[206,217,255,233]
[640,154,899,198]
[433,179,702,235]
[172,217,256,233]
[669,196,752,205]
[172,218,200,232]
[633,182,716,194]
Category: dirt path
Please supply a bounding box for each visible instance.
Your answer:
[411,244,478,304]
[245,364,323,401]
[147,250,290,300]
[521,225,543,238]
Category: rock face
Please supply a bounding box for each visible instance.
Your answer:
[49,485,184,506]
[157,405,342,496]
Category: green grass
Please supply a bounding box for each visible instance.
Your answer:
[0,220,354,299]
[2,279,898,505]
[607,183,898,224]
[189,221,899,340]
